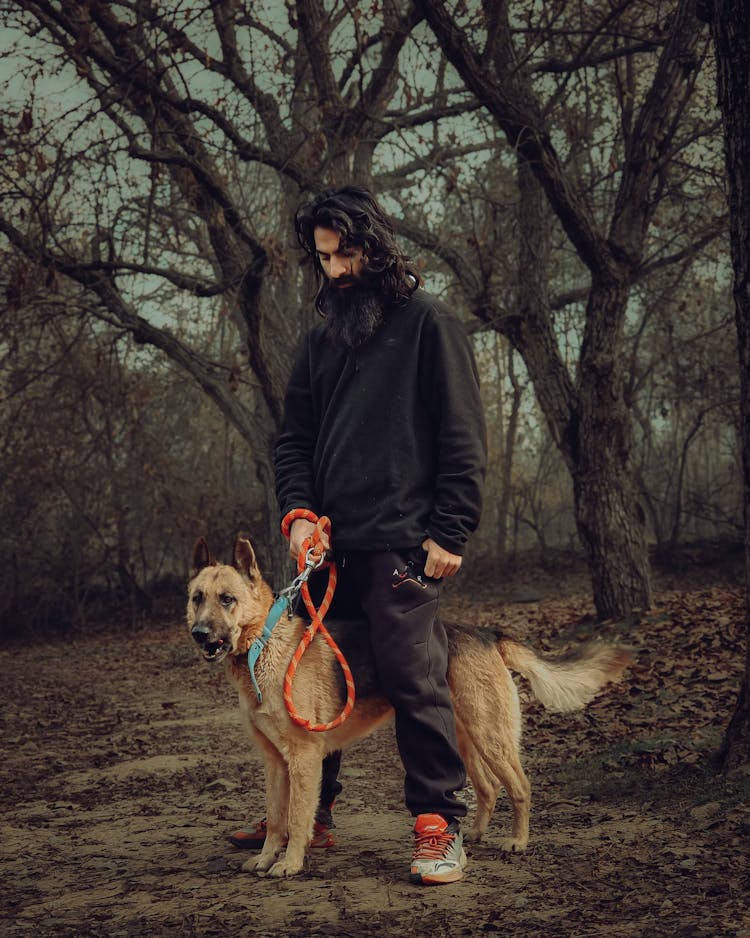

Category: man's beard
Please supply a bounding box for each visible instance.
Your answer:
[320,280,386,349]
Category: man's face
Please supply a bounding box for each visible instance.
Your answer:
[314,226,365,287]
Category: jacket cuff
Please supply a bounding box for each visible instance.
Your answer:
[425,529,466,557]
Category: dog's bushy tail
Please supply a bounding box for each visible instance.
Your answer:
[498,640,632,712]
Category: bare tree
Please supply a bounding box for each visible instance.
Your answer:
[0,0,448,576]
[700,0,750,768]
[416,0,717,617]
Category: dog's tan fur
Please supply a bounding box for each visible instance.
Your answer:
[187,537,632,878]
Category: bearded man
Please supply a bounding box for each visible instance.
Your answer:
[232,186,486,884]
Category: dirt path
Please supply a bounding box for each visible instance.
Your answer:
[2,585,749,937]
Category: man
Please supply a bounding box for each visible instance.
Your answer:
[233,185,486,884]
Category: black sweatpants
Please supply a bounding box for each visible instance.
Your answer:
[307,547,466,820]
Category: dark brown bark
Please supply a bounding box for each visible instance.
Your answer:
[576,276,653,616]
[705,0,750,769]
[497,345,522,562]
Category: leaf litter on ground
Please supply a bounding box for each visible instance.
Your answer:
[1,563,749,937]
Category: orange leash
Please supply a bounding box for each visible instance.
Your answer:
[280,509,356,731]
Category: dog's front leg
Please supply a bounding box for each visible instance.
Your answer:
[242,752,288,874]
[265,746,322,878]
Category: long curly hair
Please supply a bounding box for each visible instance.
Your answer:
[294,186,419,315]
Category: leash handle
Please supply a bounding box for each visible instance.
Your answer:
[281,508,331,574]
[280,509,355,731]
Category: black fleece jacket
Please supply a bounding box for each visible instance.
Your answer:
[274,288,487,556]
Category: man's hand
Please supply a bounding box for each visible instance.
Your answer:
[289,518,329,561]
[421,538,462,579]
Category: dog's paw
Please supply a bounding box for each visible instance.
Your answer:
[498,837,527,853]
[464,827,484,844]
[241,855,273,874]
[265,857,304,878]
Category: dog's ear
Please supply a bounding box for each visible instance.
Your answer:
[234,537,260,581]
[192,537,215,574]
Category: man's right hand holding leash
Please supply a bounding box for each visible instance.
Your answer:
[289,518,330,562]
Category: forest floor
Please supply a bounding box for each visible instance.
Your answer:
[2,549,750,937]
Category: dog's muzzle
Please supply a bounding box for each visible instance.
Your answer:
[191,624,229,663]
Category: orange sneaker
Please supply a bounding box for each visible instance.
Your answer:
[409,814,467,885]
[228,816,336,850]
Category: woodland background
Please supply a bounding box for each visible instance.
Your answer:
[0,0,742,633]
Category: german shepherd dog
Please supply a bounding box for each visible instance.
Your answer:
[187,537,631,879]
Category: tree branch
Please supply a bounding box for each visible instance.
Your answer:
[416,0,617,277]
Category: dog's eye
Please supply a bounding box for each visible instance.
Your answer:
[192,591,203,605]
[220,593,235,607]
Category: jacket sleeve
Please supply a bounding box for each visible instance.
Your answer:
[274,336,319,519]
[420,306,487,555]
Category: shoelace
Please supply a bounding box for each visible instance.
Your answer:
[413,830,456,859]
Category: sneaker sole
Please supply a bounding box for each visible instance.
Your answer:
[410,850,467,885]
[409,867,466,885]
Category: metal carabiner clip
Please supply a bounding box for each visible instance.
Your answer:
[278,548,326,617]
[304,545,328,572]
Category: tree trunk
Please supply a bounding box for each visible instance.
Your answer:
[511,164,652,618]
[574,277,653,619]
[705,0,750,769]
[256,453,295,589]
[497,345,522,563]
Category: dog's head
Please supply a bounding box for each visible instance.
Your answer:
[187,537,273,665]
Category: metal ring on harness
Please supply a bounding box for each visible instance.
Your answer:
[280,509,355,731]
